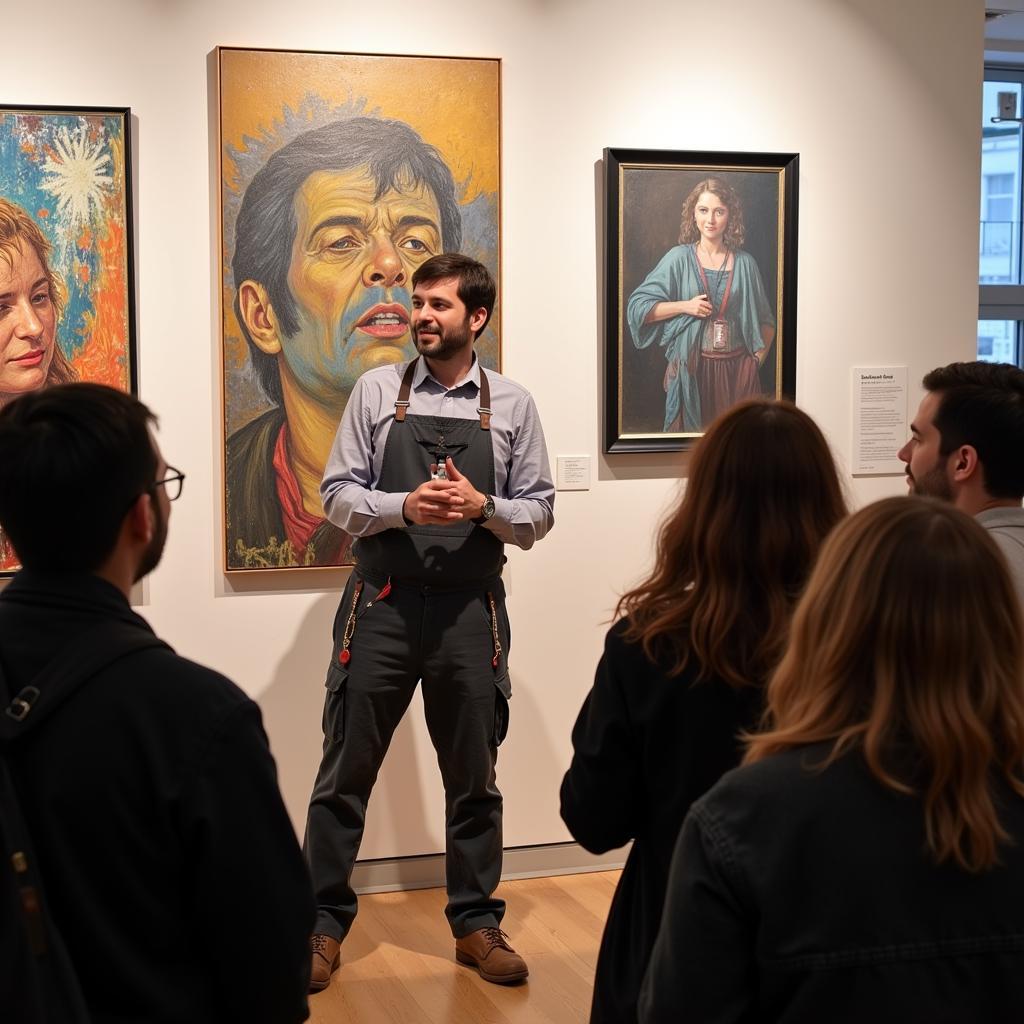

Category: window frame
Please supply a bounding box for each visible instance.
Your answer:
[981,65,1024,366]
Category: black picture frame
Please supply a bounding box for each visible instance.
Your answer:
[604,148,798,454]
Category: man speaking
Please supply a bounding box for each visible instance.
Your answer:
[304,254,554,991]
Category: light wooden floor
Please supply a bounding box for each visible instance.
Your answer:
[309,869,618,1023]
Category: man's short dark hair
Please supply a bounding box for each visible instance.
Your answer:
[923,360,1024,499]
[412,253,496,338]
[0,384,158,571]
[232,117,463,405]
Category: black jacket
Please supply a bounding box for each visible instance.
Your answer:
[225,406,347,568]
[640,743,1024,1023]
[0,571,316,1024]
[560,621,762,1024]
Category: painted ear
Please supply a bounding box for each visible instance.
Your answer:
[238,280,283,355]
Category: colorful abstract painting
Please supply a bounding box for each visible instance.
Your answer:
[218,48,501,572]
[0,105,135,574]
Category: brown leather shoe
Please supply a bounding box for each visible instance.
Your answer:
[309,933,340,992]
[455,927,529,984]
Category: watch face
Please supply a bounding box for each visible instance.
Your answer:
[483,495,496,519]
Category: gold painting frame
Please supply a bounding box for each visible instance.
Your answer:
[217,47,501,571]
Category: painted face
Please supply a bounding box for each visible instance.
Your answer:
[694,191,730,244]
[282,166,442,406]
[0,241,57,402]
[897,391,954,500]
[411,277,479,362]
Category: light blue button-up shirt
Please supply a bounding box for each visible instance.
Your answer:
[321,356,555,550]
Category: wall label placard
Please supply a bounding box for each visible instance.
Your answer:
[851,366,907,475]
[556,455,591,491]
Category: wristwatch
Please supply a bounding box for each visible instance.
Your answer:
[473,495,496,524]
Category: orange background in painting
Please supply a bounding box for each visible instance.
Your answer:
[218,48,500,411]
[219,49,499,201]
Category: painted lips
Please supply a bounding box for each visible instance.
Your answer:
[355,303,410,340]
[11,350,44,367]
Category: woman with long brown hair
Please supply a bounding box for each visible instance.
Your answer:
[640,496,1024,1023]
[560,398,845,1024]
[627,177,776,433]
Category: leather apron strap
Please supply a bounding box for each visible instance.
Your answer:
[395,358,491,429]
[355,358,503,585]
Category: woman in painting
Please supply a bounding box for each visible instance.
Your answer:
[0,197,76,568]
[560,399,845,1024]
[627,178,775,432]
[640,497,1024,1022]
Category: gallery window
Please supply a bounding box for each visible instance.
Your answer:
[980,69,1024,366]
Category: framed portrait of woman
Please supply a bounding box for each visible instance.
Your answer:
[0,105,136,574]
[604,148,798,453]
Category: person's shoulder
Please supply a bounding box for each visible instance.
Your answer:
[604,617,644,660]
[226,406,285,458]
[977,506,1024,535]
[119,644,254,720]
[359,361,410,386]
[601,617,692,687]
[481,364,535,402]
[647,244,691,268]
[695,743,842,827]
[342,361,409,417]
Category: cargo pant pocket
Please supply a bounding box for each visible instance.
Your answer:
[493,673,512,747]
[323,663,348,744]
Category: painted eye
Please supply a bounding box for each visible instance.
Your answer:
[400,238,430,253]
[325,236,359,252]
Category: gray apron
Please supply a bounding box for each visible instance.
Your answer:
[352,358,502,585]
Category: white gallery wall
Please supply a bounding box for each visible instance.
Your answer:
[1,0,983,859]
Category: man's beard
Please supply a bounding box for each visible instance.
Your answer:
[135,498,168,582]
[908,458,954,501]
[414,318,474,360]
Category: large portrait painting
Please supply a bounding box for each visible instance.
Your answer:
[218,47,501,572]
[0,105,135,575]
[604,148,798,454]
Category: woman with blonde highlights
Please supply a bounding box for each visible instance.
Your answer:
[640,496,1024,1023]
[0,197,77,570]
[560,399,845,1024]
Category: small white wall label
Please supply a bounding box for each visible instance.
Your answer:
[556,455,591,491]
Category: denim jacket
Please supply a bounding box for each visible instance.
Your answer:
[640,743,1024,1023]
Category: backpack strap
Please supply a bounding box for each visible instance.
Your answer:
[0,623,171,743]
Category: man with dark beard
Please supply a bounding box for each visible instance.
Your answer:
[304,254,554,992]
[0,384,315,1024]
[898,360,1024,603]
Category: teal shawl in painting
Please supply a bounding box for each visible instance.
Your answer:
[626,245,775,432]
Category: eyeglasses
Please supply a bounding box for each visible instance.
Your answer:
[153,466,185,501]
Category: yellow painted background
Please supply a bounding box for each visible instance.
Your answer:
[219,48,499,202]
[219,48,501,433]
